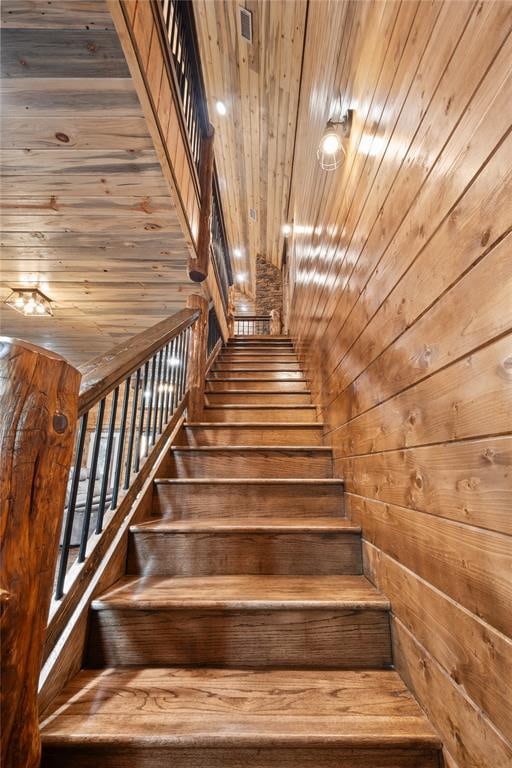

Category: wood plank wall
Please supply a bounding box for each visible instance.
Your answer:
[287,2,512,766]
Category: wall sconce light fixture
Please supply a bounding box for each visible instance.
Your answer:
[317,109,353,171]
[4,287,54,317]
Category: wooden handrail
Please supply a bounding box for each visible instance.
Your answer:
[78,308,199,416]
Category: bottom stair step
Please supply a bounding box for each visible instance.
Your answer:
[41,667,441,767]
[86,575,391,668]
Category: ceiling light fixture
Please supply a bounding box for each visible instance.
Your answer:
[233,248,242,258]
[216,101,227,116]
[236,273,247,284]
[282,224,293,238]
[4,287,54,317]
[317,109,353,171]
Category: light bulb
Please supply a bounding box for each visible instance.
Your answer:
[282,224,292,237]
[233,248,242,258]
[14,295,25,308]
[36,302,46,314]
[216,101,227,115]
[236,273,246,284]
[24,303,35,314]
[320,132,342,155]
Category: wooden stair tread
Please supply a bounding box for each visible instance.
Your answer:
[154,477,343,485]
[186,422,322,427]
[40,667,439,748]
[130,516,359,533]
[203,404,316,410]
[92,574,387,610]
[205,388,312,393]
[169,445,331,451]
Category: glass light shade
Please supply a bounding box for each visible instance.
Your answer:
[4,287,54,317]
[317,130,346,171]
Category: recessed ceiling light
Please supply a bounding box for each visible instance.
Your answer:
[216,101,227,116]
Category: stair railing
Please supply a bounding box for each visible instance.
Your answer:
[0,298,218,768]
[234,314,272,336]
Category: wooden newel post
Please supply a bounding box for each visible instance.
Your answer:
[0,339,80,768]
[186,295,209,421]
[270,308,282,336]
[189,124,215,283]
[227,285,235,337]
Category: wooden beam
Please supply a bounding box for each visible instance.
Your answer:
[0,338,80,768]
[189,125,215,282]
[186,294,209,420]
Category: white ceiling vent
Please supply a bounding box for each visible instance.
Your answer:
[249,207,257,222]
[240,7,253,43]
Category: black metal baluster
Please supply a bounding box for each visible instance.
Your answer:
[124,370,140,489]
[96,387,119,533]
[152,348,164,443]
[169,336,180,414]
[135,361,149,473]
[78,398,105,562]
[159,344,169,433]
[183,326,191,390]
[174,332,184,403]
[55,413,88,599]
[145,354,157,456]
[109,375,130,507]
[164,338,176,422]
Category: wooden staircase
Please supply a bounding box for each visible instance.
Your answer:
[40,336,441,767]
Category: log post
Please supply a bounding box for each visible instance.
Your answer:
[189,124,215,282]
[270,308,282,336]
[186,295,209,420]
[227,285,236,337]
[0,339,80,768]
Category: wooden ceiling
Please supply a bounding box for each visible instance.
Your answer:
[193,0,307,295]
[0,0,199,366]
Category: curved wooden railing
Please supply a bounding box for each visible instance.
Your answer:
[0,297,223,768]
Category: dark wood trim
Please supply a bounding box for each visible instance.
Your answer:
[0,339,80,768]
[78,308,199,416]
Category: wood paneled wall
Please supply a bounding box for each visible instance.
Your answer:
[287,2,512,766]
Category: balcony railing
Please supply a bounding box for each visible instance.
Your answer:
[159,0,232,308]
[235,315,271,336]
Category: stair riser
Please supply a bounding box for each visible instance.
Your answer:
[215,363,302,371]
[153,482,344,519]
[127,531,361,576]
[220,354,299,361]
[42,746,441,768]
[206,379,309,392]
[177,425,324,446]
[162,450,332,478]
[228,346,294,352]
[87,608,391,668]
[209,371,305,380]
[202,407,317,423]
[205,392,312,404]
